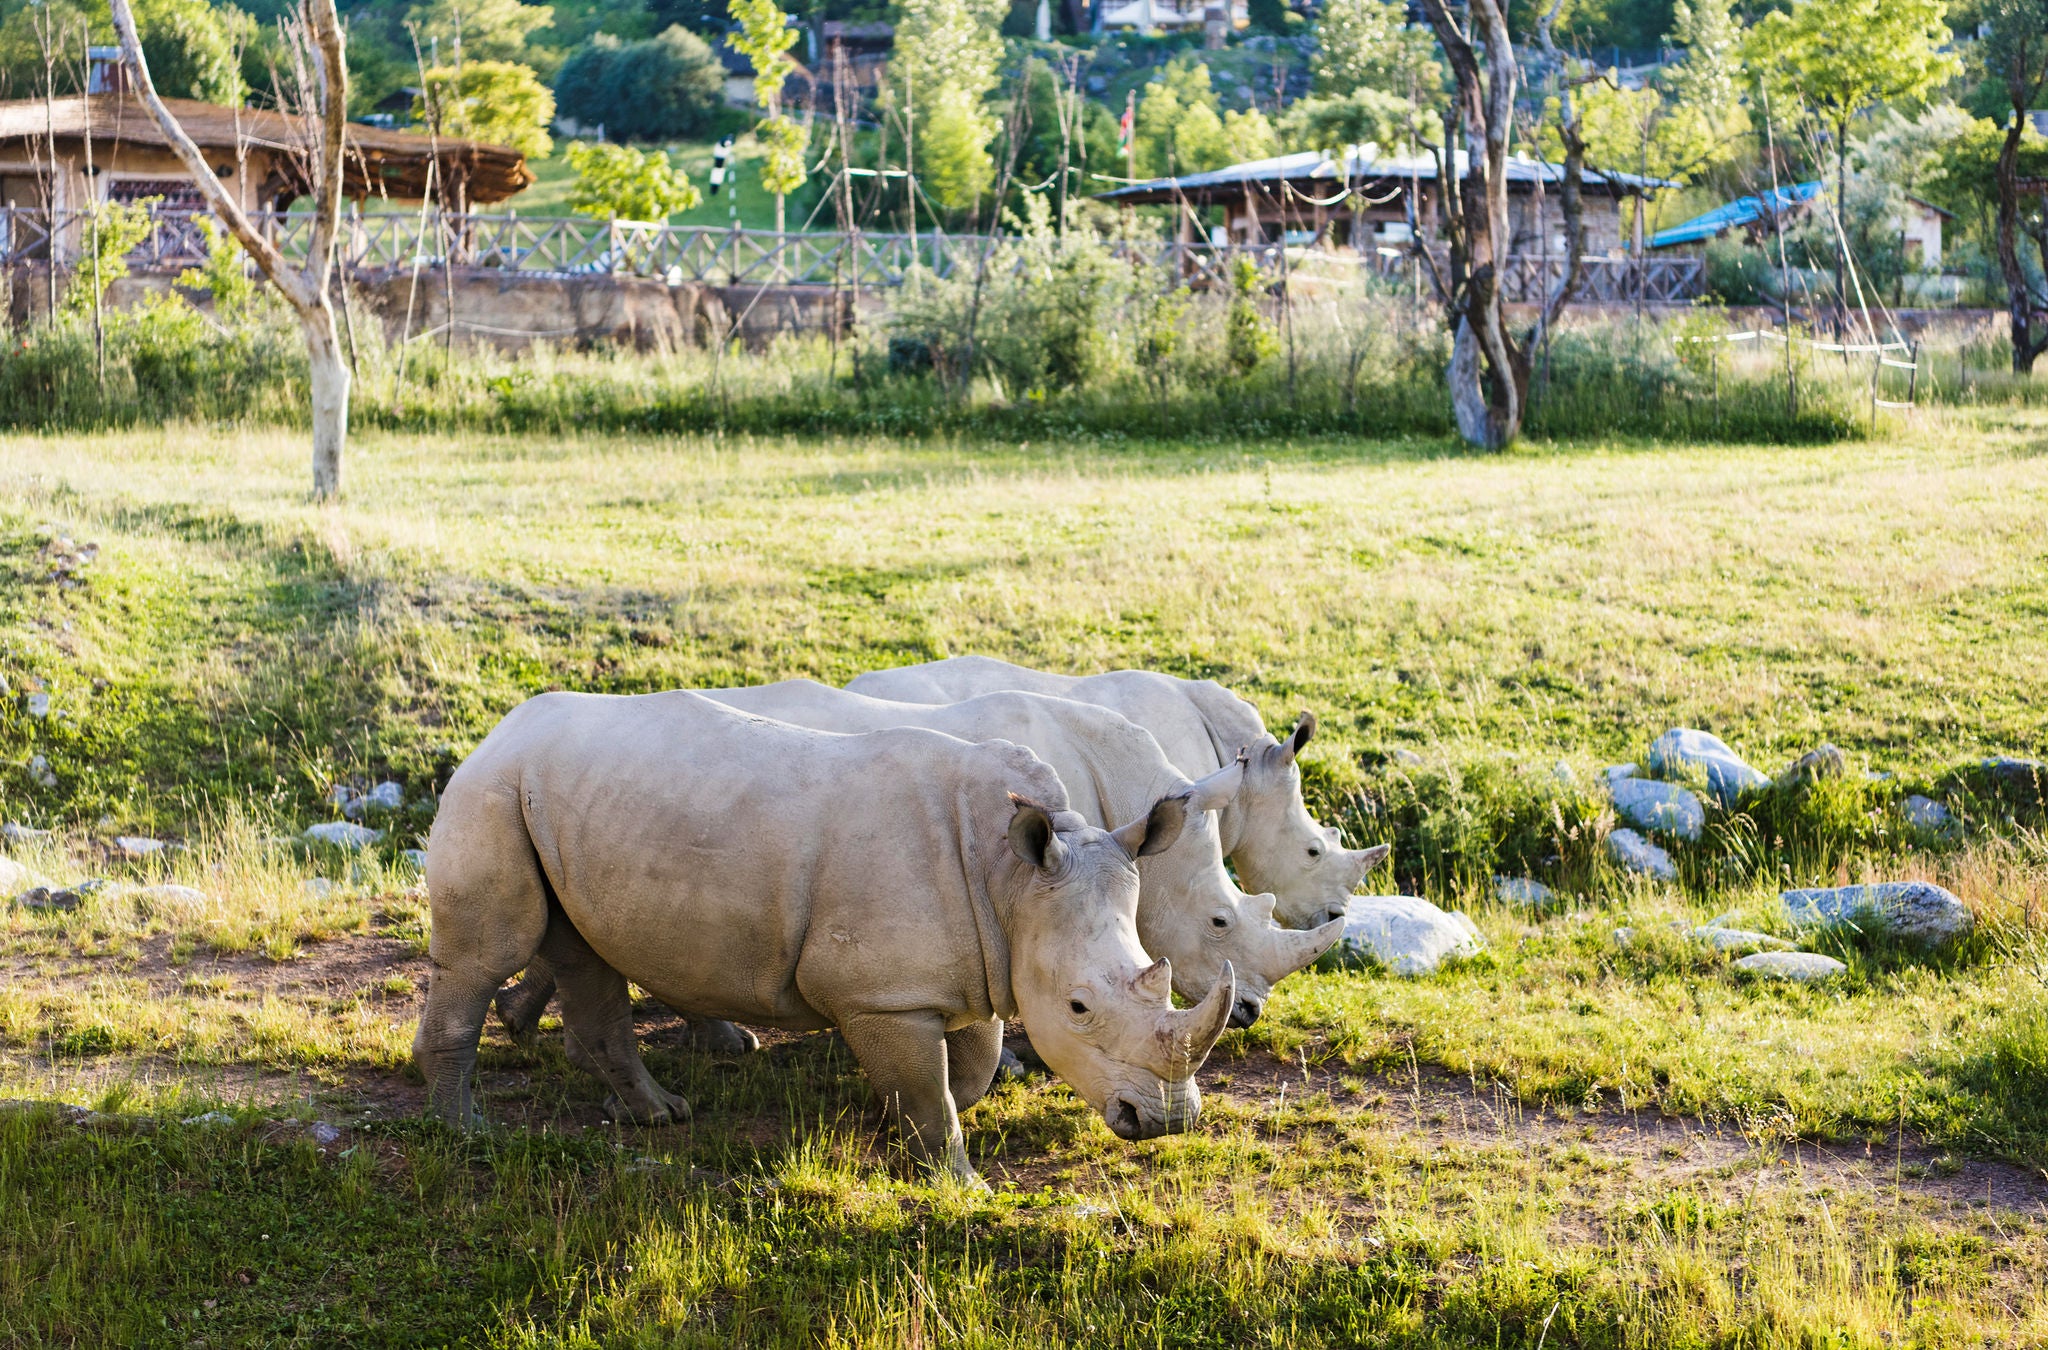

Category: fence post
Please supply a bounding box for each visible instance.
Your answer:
[1907,340,1919,411]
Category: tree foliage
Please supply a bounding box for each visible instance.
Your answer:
[1311,0,1440,98]
[1136,57,1277,178]
[403,0,553,63]
[1743,0,1962,146]
[565,139,702,220]
[416,59,555,157]
[886,0,1004,214]
[552,26,722,142]
[1279,87,1441,153]
[0,0,251,103]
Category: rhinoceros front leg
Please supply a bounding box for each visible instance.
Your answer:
[545,920,691,1126]
[945,1021,1003,1113]
[839,1011,981,1187]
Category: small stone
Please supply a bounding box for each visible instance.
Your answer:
[1388,748,1424,767]
[1901,795,1952,830]
[24,692,49,718]
[365,781,404,811]
[26,754,55,788]
[304,822,383,849]
[181,1111,237,1127]
[305,1121,345,1147]
[0,856,41,897]
[1606,828,1677,881]
[1494,876,1557,910]
[1777,744,1848,790]
[133,884,209,918]
[115,836,165,858]
[1643,728,1769,806]
[402,848,428,868]
[1733,951,1847,982]
[1693,925,1795,954]
[1700,911,1740,929]
[1329,895,1483,976]
[1780,881,1974,949]
[303,878,336,899]
[15,886,81,912]
[1551,761,1577,786]
[0,673,9,697]
[1610,777,1706,841]
[1604,763,1637,787]
[2,822,48,843]
[994,1046,1031,1083]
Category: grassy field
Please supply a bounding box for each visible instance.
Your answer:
[3,409,2048,1345]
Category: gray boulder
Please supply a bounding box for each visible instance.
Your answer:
[3,823,50,844]
[15,886,82,913]
[1733,951,1847,982]
[304,822,383,849]
[1643,728,1769,806]
[1610,777,1706,840]
[365,781,405,811]
[1330,895,1483,976]
[114,836,165,859]
[1901,795,1952,830]
[1693,925,1794,954]
[1780,881,1973,949]
[1776,744,1847,790]
[1494,876,1557,911]
[1606,828,1677,881]
[0,855,43,897]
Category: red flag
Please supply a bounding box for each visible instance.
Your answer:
[1118,89,1135,152]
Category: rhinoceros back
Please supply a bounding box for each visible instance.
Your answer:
[432,690,1049,1030]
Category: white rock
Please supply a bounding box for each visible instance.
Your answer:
[303,878,336,899]
[182,1111,237,1127]
[1331,895,1483,976]
[1780,882,1974,949]
[402,848,428,868]
[26,754,54,788]
[1494,876,1556,910]
[115,836,166,858]
[1551,761,1577,786]
[304,822,383,849]
[1610,777,1706,841]
[1607,828,1677,881]
[1733,951,1847,982]
[1604,763,1638,787]
[1643,728,1769,806]
[305,1121,345,1146]
[365,781,404,811]
[0,856,42,897]
[24,692,49,718]
[1388,748,1424,767]
[132,884,210,919]
[1901,795,1952,830]
[2,822,49,843]
[1693,925,1794,954]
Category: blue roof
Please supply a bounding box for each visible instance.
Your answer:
[1650,182,1823,248]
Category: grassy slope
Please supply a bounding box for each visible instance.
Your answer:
[3,414,2048,1344]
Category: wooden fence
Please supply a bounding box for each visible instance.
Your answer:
[0,205,1706,302]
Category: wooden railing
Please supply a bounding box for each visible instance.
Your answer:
[0,206,1707,302]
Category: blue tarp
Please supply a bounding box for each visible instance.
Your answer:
[1649,181,1823,248]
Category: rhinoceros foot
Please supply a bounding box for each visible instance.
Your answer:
[681,1019,760,1055]
[604,1083,692,1126]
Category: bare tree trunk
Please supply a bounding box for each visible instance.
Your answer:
[1996,114,2048,374]
[109,0,352,498]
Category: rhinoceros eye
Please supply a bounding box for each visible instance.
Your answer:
[1308,845,1323,859]
[1069,999,1089,1016]
[1210,914,1229,929]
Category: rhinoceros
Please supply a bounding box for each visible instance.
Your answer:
[418,689,1235,1184]
[846,657,1390,928]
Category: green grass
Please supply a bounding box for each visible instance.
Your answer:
[3,412,2048,1343]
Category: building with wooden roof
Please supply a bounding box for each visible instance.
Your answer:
[0,81,532,260]
[1096,147,1673,258]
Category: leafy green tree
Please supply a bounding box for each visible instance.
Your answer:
[565,140,702,220]
[404,0,553,63]
[0,0,250,103]
[1279,87,1441,153]
[1135,58,1275,177]
[1224,255,1277,377]
[883,0,1004,216]
[1744,0,1962,310]
[66,197,156,314]
[725,0,806,233]
[415,59,555,158]
[1965,0,2048,369]
[176,215,256,321]
[552,26,723,141]
[1312,0,1440,98]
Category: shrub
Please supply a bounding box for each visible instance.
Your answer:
[553,26,724,143]
[1224,255,1278,378]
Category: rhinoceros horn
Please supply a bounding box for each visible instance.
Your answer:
[1344,842,1392,889]
[1161,960,1235,1072]
[1276,912,1347,977]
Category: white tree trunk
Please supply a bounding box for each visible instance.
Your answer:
[303,303,350,499]
[1447,318,1492,447]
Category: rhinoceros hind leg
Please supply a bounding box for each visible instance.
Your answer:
[416,968,500,1130]
[681,1019,760,1055]
[494,961,558,1051]
[840,1011,981,1188]
[945,1021,1003,1113]
[545,919,690,1125]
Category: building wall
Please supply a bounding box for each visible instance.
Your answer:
[0,140,274,262]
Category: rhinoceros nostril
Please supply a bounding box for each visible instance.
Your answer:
[1108,1096,1142,1140]
[1229,997,1261,1029]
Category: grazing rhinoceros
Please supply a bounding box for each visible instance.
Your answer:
[418,689,1234,1184]
[846,657,1390,929]
[493,685,1342,1049]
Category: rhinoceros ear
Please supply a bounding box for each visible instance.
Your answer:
[1110,792,1189,860]
[1008,795,1068,873]
[1266,712,1316,768]
[1185,756,1246,814]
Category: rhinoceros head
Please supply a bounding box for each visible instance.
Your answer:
[1005,795,1236,1142]
[1224,713,1392,929]
[1131,759,1345,1028]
